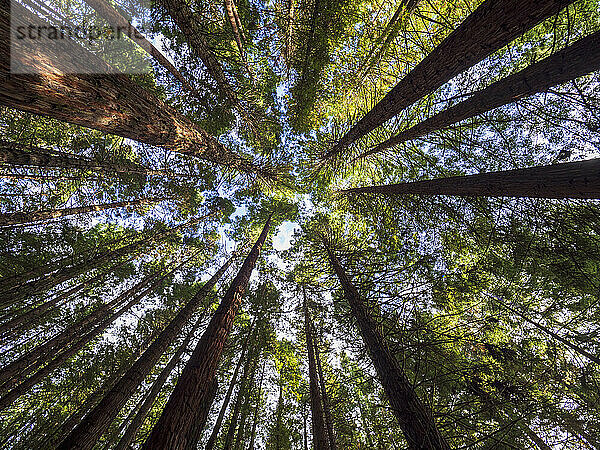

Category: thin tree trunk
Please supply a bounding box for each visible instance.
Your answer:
[0,1,275,181]
[0,255,133,340]
[115,312,207,450]
[205,323,256,450]
[142,215,272,449]
[232,355,258,450]
[82,0,204,98]
[0,258,185,410]
[485,292,600,365]
[322,239,449,449]
[223,341,257,450]
[360,30,600,157]
[0,197,166,227]
[0,140,160,175]
[312,323,336,450]
[303,287,329,450]
[342,159,600,199]
[57,254,232,450]
[247,362,264,450]
[224,0,245,57]
[0,213,210,304]
[327,0,575,157]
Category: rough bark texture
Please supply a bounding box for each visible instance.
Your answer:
[0,264,173,410]
[328,0,575,157]
[0,140,161,175]
[323,240,449,449]
[304,290,329,450]
[0,2,273,181]
[205,324,255,450]
[343,158,600,199]
[142,216,272,449]
[0,197,165,227]
[362,31,600,156]
[57,255,233,450]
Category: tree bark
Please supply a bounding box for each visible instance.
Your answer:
[360,30,600,157]
[142,215,272,449]
[322,239,449,449]
[311,323,336,450]
[342,158,600,199]
[0,140,161,175]
[247,362,264,450]
[114,312,207,450]
[57,254,232,450]
[0,258,185,410]
[0,1,275,181]
[303,288,329,450]
[327,0,576,158]
[205,323,255,450]
[0,197,166,227]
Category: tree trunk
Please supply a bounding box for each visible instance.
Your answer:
[224,0,245,57]
[0,258,185,410]
[0,255,133,340]
[0,140,160,175]
[223,341,257,450]
[57,254,233,450]
[205,323,256,450]
[247,362,264,450]
[0,1,275,181]
[303,288,329,450]
[342,158,600,199]
[142,215,272,449]
[322,239,449,449]
[312,323,336,450]
[232,356,258,450]
[360,30,600,157]
[115,312,208,450]
[0,197,166,227]
[82,0,204,99]
[327,0,575,157]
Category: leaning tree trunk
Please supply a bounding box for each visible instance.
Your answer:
[205,322,256,450]
[326,0,575,158]
[57,254,234,450]
[247,362,265,450]
[0,258,184,410]
[0,140,161,175]
[0,197,166,227]
[82,0,204,99]
[113,314,203,450]
[303,288,329,450]
[312,322,337,450]
[142,215,272,449]
[322,239,449,449]
[342,158,600,200]
[231,353,259,450]
[0,1,275,182]
[360,30,600,157]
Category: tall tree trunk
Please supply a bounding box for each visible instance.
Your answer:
[303,288,329,450]
[342,159,600,199]
[57,254,233,450]
[360,31,600,157]
[223,341,257,450]
[0,140,160,175]
[0,1,275,181]
[247,362,264,450]
[327,0,576,158]
[0,255,133,341]
[322,239,449,449]
[142,215,272,449]
[115,312,207,450]
[82,0,204,99]
[311,323,336,450]
[224,0,246,57]
[485,292,600,365]
[0,197,166,227]
[205,323,256,450]
[0,257,185,410]
[0,213,210,304]
[232,356,258,450]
